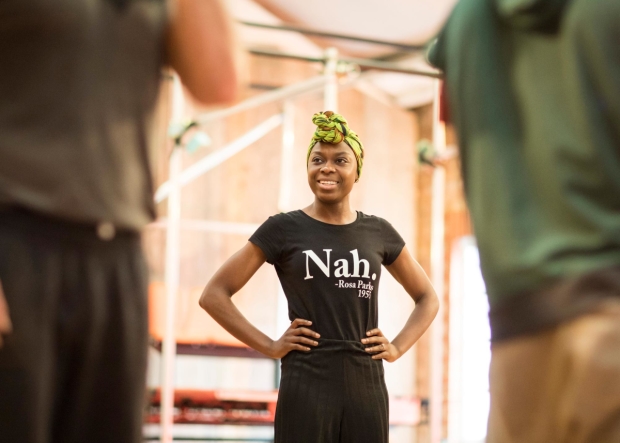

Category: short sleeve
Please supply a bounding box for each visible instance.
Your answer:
[426,37,444,71]
[249,215,286,265]
[381,219,406,266]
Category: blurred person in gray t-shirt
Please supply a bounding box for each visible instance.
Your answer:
[0,1,240,442]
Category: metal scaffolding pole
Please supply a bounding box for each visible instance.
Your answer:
[275,100,297,386]
[159,75,187,443]
[248,48,442,79]
[195,76,328,126]
[323,48,339,111]
[155,114,284,204]
[240,21,426,52]
[278,101,296,214]
[429,79,447,443]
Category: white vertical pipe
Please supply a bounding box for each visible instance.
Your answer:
[447,239,465,443]
[275,101,296,386]
[429,79,447,443]
[277,101,295,214]
[160,75,185,443]
[276,101,296,340]
[323,48,339,111]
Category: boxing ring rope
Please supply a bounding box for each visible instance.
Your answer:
[155,45,444,442]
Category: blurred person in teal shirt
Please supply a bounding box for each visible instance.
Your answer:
[429,0,620,441]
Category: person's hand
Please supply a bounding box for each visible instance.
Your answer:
[268,318,320,359]
[0,280,12,348]
[362,328,401,362]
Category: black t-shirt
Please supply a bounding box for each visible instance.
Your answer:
[249,210,406,341]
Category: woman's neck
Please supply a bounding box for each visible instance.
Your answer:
[303,199,357,225]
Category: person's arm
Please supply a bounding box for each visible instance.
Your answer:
[361,246,439,362]
[199,242,320,359]
[564,0,620,150]
[165,0,241,104]
[0,280,12,348]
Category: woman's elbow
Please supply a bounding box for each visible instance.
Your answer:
[418,288,440,317]
[428,291,440,317]
[199,281,232,314]
[199,287,214,312]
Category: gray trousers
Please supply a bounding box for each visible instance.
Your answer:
[0,209,148,443]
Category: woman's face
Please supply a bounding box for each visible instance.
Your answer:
[307,141,358,204]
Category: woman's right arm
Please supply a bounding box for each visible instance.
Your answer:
[199,242,320,359]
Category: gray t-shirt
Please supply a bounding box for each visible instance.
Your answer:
[0,0,167,230]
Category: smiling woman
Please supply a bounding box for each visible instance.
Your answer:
[199,111,439,443]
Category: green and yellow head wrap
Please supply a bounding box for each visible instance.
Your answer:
[307,111,364,179]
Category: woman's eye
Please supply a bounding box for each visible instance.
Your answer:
[312,157,322,163]
[337,158,348,163]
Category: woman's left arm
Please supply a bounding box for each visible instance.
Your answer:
[362,246,439,362]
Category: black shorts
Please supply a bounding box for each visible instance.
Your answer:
[275,339,389,443]
[0,209,148,443]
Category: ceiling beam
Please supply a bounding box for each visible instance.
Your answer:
[241,21,426,52]
[248,48,443,78]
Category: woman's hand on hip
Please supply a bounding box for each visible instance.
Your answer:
[268,318,320,359]
[362,328,401,362]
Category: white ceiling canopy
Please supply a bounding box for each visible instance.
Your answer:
[253,0,456,58]
[228,0,457,108]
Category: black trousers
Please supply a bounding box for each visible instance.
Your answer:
[275,339,389,443]
[0,210,148,443]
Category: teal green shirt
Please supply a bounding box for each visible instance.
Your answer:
[429,0,620,310]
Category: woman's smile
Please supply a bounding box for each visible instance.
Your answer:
[317,179,339,190]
